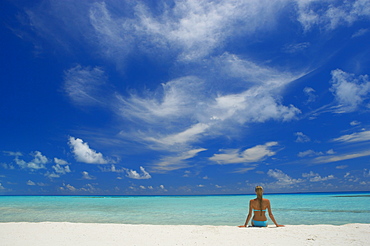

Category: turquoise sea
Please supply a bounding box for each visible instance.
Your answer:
[1,192,369,226]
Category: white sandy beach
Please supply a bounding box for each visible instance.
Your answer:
[0,223,369,246]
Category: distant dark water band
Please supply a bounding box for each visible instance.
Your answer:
[331,195,370,198]
[277,208,370,213]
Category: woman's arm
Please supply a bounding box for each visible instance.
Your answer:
[267,200,284,227]
[238,200,253,227]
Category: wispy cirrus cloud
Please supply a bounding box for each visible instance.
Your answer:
[314,150,370,164]
[64,65,109,107]
[23,0,291,64]
[296,0,370,31]
[209,142,278,165]
[152,148,207,172]
[332,130,370,143]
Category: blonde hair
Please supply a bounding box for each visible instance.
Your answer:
[255,186,264,215]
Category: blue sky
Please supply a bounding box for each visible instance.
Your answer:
[1,0,370,195]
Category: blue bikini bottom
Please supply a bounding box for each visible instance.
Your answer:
[252,220,268,227]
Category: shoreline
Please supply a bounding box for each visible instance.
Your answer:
[1,223,369,245]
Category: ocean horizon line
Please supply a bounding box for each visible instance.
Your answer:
[1,190,369,197]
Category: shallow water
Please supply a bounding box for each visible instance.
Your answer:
[0,192,369,226]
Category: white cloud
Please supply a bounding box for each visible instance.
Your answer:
[99,164,126,173]
[267,169,303,186]
[27,180,36,186]
[231,167,257,173]
[54,158,69,165]
[364,169,370,177]
[82,171,95,180]
[64,65,108,107]
[296,0,370,31]
[145,123,210,147]
[314,150,370,164]
[211,88,300,124]
[336,165,348,169]
[295,132,311,143]
[3,151,22,156]
[118,68,301,152]
[352,28,369,38]
[126,166,151,179]
[68,137,109,164]
[303,87,317,104]
[131,0,287,61]
[60,183,77,192]
[52,164,71,175]
[215,53,300,87]
[117,76,205,124]
[302,171,335,182]
[0,183,5,190]
[330,69,370,113]
[350,120,361,126]
[210,142,278,164]
[23,0,293,63]
[298,149,323,157]
[15,151,48,170]
[152,148,207,172]
[283,42,311,54]
[332,130,370,143]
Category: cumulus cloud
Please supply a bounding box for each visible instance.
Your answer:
[332,130,370,143]
[82,171,95,180]
[27,180,36,186]
[267,169,303,186]
[15,151,48,170]
[298,149,323,157]
[52,164,71,175]
[303,87,317,104]
[54,158,69,165]
[60,183,77,192]
[295,132,311,143]
[330,69,370,113]
[302,171,335,182]
[126,166,151,179]
[99,164,126,173]
[210,142,278,164]
[298,149,335,158]
[68,137,109,164]
[3,151,22,156]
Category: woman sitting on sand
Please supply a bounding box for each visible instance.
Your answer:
[239,186,284,227]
